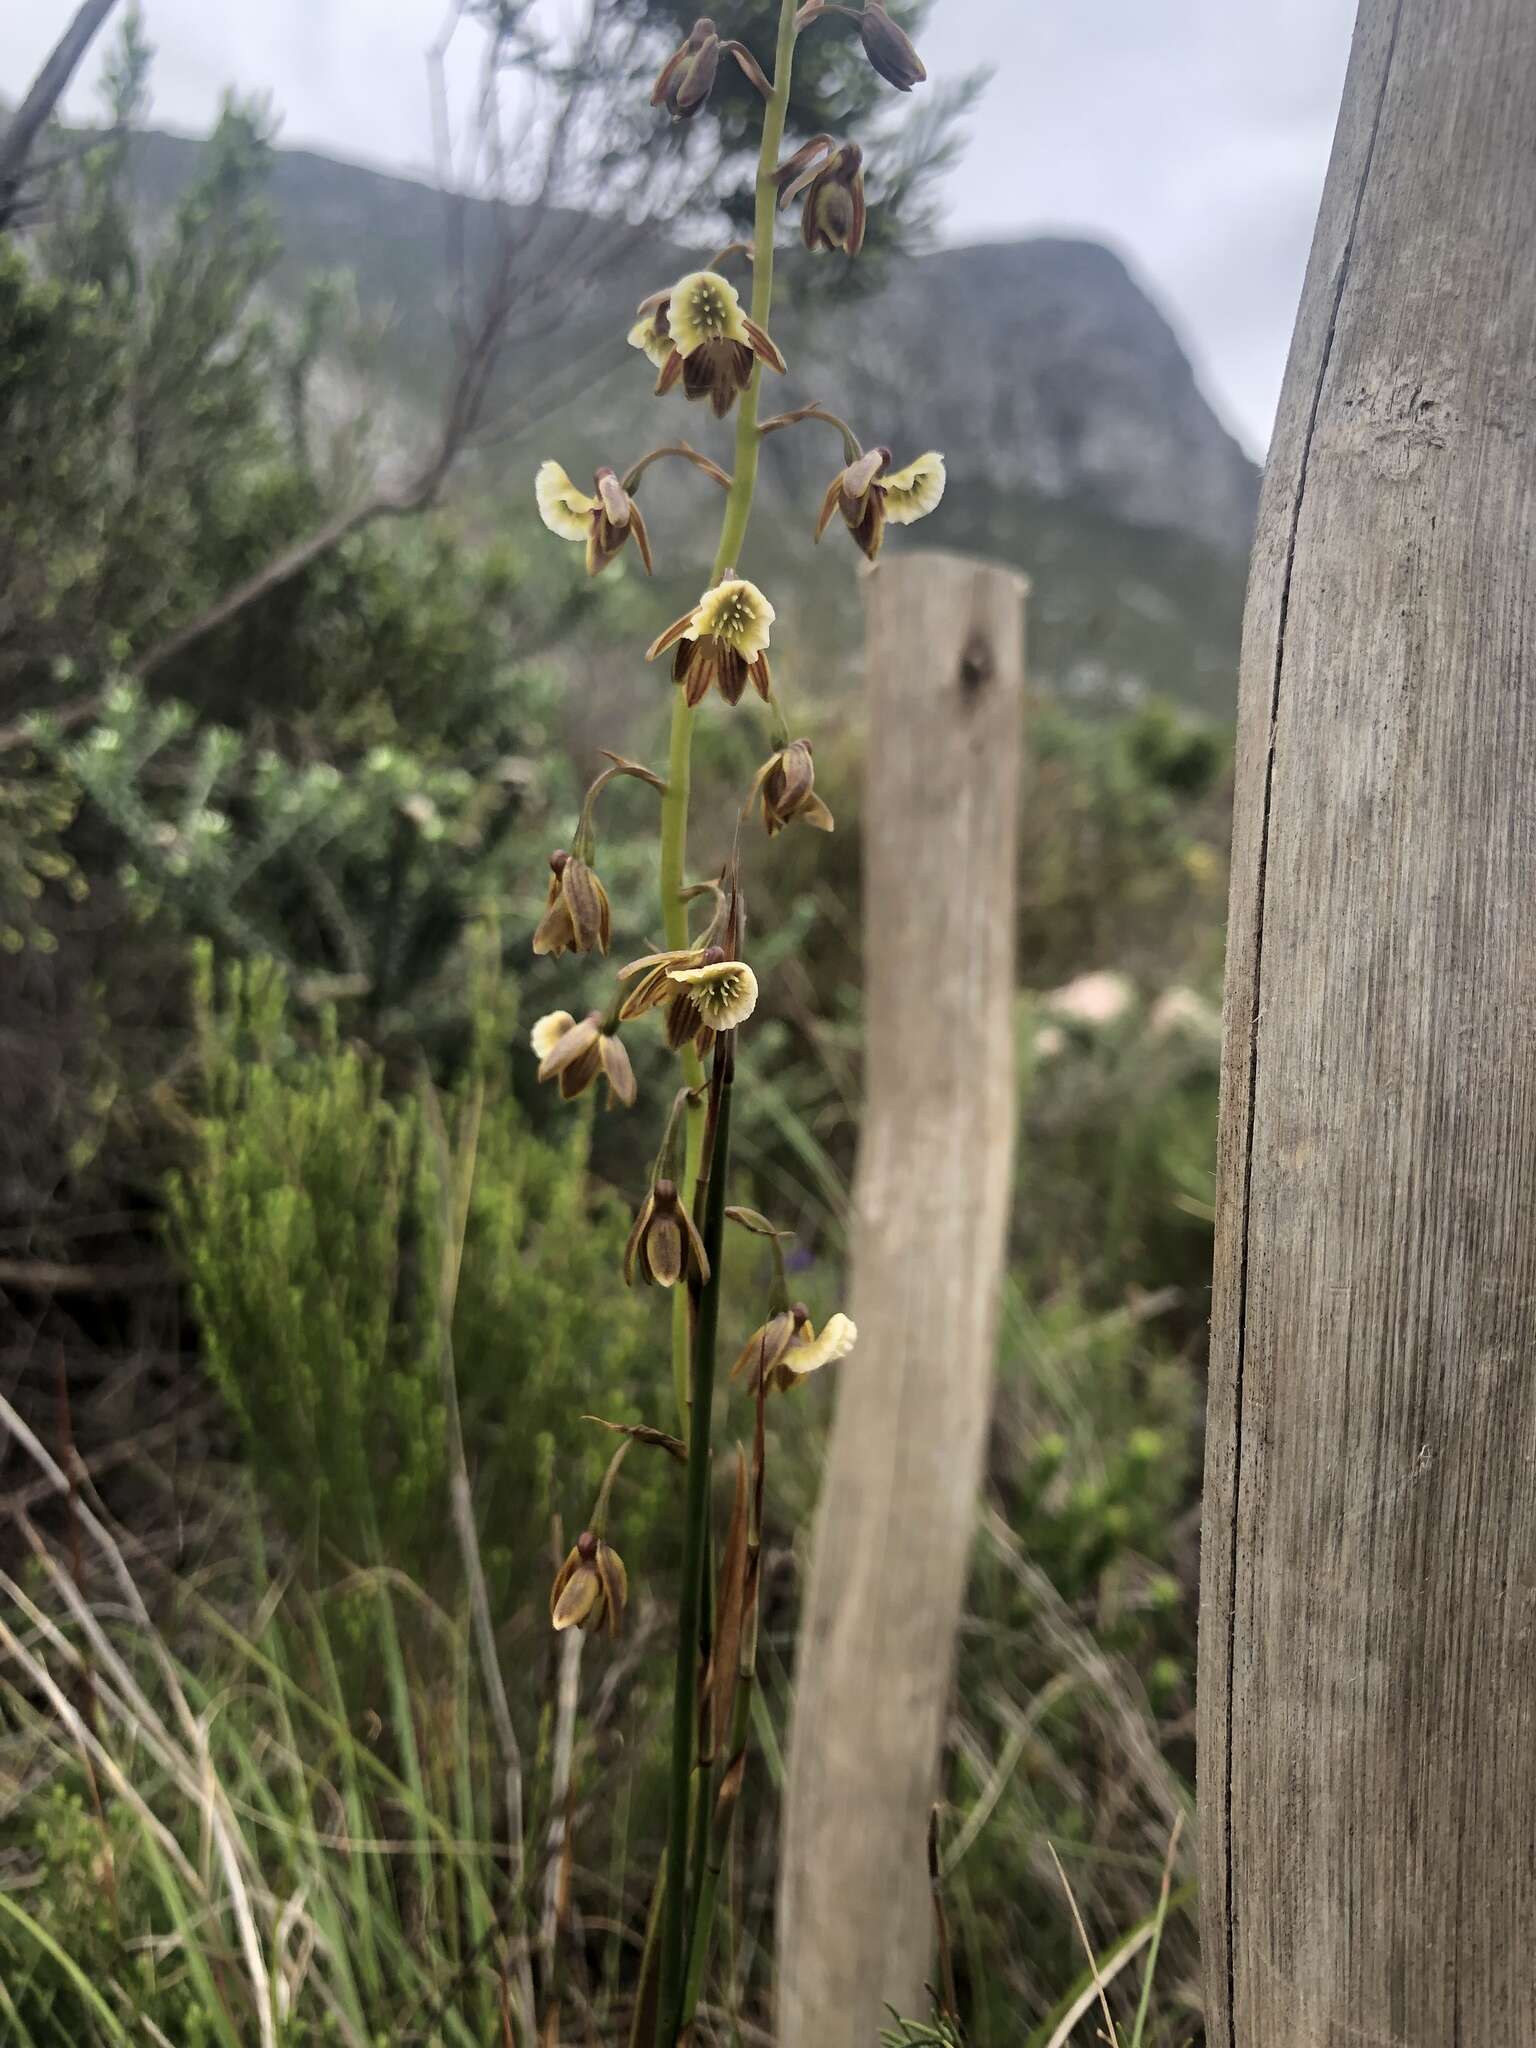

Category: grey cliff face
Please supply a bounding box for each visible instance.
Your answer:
[789,238,1258,556]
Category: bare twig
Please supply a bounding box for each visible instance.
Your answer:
[0,0,122,223]
[541,1627,585,1973]
[0,1257,172,1293]
[1048,1839,1121,2048]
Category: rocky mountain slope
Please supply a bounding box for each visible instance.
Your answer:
[126,127,1258,714]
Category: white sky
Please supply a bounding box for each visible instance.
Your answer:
[4,1,1359,455]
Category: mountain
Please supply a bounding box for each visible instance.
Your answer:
[124,127,1258,716]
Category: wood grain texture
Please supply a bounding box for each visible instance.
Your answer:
[777,552,1026,2048]
[1198,2,1536,2041]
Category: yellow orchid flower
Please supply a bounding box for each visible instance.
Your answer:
[635,270,786,418]
[667,957,759,1031]
[815,447,946,562]
[647,577,776,706]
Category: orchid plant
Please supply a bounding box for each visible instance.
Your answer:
[530,6,944,2040]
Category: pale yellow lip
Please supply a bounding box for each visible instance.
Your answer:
[689,579,776,659]
[783,1311,859,1376]
[535,458,596,541]
[667,959,760,1029]
[879,451,947,525]
[666,269,750,356]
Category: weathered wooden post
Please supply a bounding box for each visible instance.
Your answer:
[1199,2,1536,2040]
[779,551,1026,2048]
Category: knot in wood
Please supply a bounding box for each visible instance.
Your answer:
[957,631,994,697]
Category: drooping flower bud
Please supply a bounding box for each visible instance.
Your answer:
[532,849,612,957]
[624,1178,711,1289]
[534,1009,637,1109]
[550,1530,629,1637]
[750,739,835,837]
[775,138,867,257]
[650,18,722,121]
[859,2,927,91]
[535,461,654,578]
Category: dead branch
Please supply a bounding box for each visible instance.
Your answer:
[0,0,122,225]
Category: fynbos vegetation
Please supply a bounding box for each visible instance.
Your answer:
[2,6,1224,2044]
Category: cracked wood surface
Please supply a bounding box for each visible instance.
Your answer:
[1198,1,1536,2041]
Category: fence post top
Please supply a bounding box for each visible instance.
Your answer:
[859,549,1032,600]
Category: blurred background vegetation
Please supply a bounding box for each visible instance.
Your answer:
[1,12,1233,2043]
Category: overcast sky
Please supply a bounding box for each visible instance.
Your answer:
[5,1,1357,454]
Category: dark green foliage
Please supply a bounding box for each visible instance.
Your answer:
[12,99,282,696]
[1020,700,1230,989]
[165,947,659,1602]
[1017,987,1220,1325]
[3,54,612,1048]
[165,950,444,1567]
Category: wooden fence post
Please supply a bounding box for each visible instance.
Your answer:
[1199,2,1536,2040]
[778,551,1026,2048]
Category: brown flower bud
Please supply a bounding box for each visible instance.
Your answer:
[589,467,654,577]
[550,1531,629,1636]
[533,849,612,957]
[533,1010,637,1108]
[751,738,835,837]
[651,18,722,121]
[798,142,867,256]
[859,2,927,91]
[624,1177,711,1289]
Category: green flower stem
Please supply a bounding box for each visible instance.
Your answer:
[656,5,799,2036]
[681,1629,757,2029]
[661,703,707,1431]
[711,0,799,584]
[657,1055,735,2046]
[588,1438,632,1535]
[659,0,798,1437]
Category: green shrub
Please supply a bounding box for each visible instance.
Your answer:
[166,945,658,1603]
